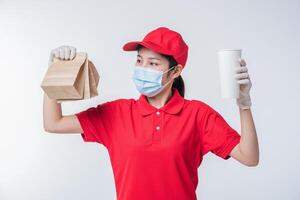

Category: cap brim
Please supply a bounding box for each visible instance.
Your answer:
[122,41,143,51]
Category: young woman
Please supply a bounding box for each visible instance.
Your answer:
[43,27,259,200]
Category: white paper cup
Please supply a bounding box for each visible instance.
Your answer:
[217,49,241,99]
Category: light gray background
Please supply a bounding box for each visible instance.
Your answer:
[0,0,299,199]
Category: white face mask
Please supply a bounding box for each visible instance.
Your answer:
[132,65,176,97]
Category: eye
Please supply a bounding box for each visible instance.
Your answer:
[150,62,158,66]
[136,59,142,64]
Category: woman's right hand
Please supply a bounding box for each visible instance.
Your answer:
[48,45,77,66]
[44,45,83,134]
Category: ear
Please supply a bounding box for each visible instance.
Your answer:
[173,64,183,78]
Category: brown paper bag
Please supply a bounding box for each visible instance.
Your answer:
[41,52,99,103]
[56,59,100,103]
[41,52,87,99]
[88,60,99,97]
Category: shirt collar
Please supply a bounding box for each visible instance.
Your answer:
[136,88,185,116]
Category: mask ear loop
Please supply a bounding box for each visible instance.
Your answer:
[161,65,177,87]
[162,65,176,74]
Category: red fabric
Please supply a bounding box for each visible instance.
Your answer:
[75,88,241,200]
[122,27,189,67]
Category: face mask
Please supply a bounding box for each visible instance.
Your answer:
[132,65,176,97]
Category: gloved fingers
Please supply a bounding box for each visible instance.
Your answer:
[235,66,248,73]
[54,48,60,58]
[237,78,250,85]
[236,59,249,85]
[49,45,76,64]
[69,46,76,60]
[59,47,65,59]
[234,72,249,80]
[238,58,246,66]
[241,77,252,92]
[48,53,54,66]
[50,47,60,58]
[235,65,252,86]
[48,48,59,65]
[64,46,71,60]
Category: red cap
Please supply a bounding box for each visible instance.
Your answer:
[122,27,189,67]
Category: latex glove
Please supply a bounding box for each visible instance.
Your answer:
[234,58,252,110]
[48,45,76,66]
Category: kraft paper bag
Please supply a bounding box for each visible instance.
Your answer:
[41,52,100,103]
[41,52,87,99]
[88,60,99,98]
[56,59,100,103]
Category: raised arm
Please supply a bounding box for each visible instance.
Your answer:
[43,92,82,133]
[43,45,82,134]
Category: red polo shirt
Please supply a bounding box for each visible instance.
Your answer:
[75,88,241,200]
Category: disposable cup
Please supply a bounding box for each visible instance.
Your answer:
[217,49,241,99]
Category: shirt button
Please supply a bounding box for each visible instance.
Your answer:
[156,126,160,130]
[156,111,160,115]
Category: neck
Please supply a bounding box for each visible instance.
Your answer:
[146,86,174,109]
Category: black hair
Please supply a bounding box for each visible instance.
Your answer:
[136,44,185,97]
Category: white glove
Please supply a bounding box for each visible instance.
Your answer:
[48,45,77,66]
[234,58,252,110]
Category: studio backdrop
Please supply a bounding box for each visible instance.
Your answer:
[0,0,299,199]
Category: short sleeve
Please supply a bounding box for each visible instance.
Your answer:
[200,106,241,160]
[75,101,116,148]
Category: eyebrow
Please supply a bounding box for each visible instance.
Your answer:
[137,55,161,60]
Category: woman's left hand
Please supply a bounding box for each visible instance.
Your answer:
[234,58,252,110]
